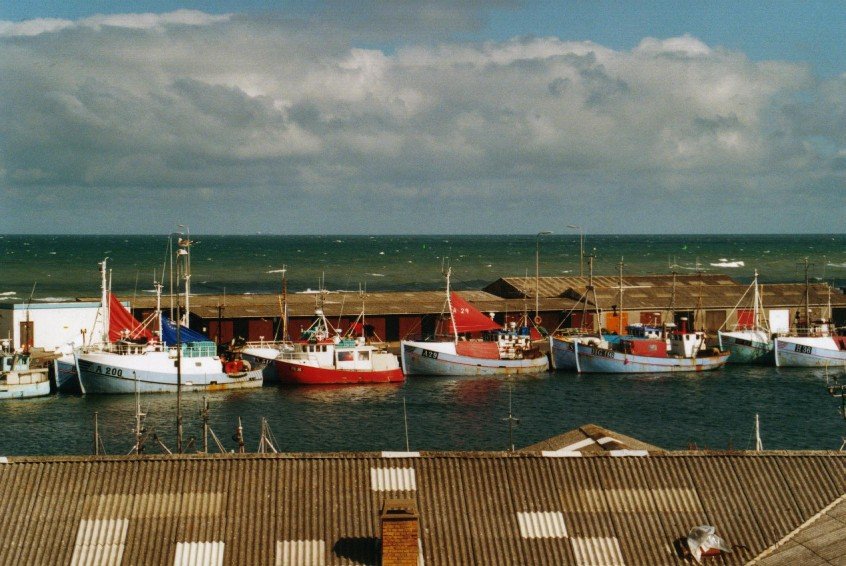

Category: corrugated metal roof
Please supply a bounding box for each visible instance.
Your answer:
[111,278,846,324]
[750,493,846,565]
[173,541,224,566]
[276,540,326,566]
[1,450,845,565]
[71,518,128,566]
[570,536,625,566]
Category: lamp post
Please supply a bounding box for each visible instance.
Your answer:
[567,224,584,277]
[535,231,552,322]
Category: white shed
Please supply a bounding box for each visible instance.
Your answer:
[0,302,106,352]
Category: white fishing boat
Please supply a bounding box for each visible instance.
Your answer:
[0,340,51,400]
[717,271,775,364]
[76,244,264,394]
[571,319,729,373]
[772,260,846,368]
[401,269,549,376]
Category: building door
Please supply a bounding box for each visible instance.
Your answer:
[705,310,727,333]
[385,316,399,341]
[20,321,34,348]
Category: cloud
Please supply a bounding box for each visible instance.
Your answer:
[0,9,843,234]
[0,10,229,36]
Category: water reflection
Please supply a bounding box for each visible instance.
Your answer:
[1,365,845,456]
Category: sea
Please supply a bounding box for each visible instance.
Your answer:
[1,233,846,456]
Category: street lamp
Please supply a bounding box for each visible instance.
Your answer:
[567,224,584,277]
[535,231,552,323]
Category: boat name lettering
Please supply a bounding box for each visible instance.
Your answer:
[421,350,439,360]
[101,366,123,377]
[794,344,813,355]
[591,347,615,359]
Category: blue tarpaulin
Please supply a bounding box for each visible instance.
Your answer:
[161,314,210,345]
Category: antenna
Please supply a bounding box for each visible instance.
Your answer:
[92,412,106,455]
[403,397,410,452]
[233,417,245,453]
[257,417,279,453]
[754,414,763,451]
[19,282,38,352]
[502,385,520,451]
[129,371,147,455]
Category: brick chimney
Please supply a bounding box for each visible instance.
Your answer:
[380,498,419,566]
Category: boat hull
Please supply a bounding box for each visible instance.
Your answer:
[0,376,51,399]
[549,336,576,371]
[717,331,774,365]
[401,341,549,376]
[76,352,264,394]
[275,359,404,385]
[773,338,846,368]
[241,346,281,383]
[55,356,82,393]
[573,342,729,373]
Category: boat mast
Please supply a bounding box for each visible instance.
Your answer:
[587,255,600,332]
[177,227,191,327]
[755,413,763,451]
[154,278,163,342]
[100,257,109,344]
[617,259,624,335]
[175,245,185,454]
[445,267,459,344]
[282,266,288,341]
[752,270,759,331]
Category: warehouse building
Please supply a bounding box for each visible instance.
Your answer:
[123,274,846,344]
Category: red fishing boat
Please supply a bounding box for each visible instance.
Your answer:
[274,307,404,385]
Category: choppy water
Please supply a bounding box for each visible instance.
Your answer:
[1,234,845,456]
[1,234,845,300]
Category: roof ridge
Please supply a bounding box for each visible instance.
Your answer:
[747,491,846,563]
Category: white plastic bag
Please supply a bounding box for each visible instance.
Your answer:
[686,525,732,563]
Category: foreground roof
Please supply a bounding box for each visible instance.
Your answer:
[2,449,845,565]
[519,423,664,454]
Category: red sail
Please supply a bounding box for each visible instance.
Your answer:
[108,293,153,342]
[450,292,501,333]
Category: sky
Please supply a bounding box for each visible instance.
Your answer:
[1,1,845,234]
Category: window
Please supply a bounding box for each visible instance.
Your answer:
[358,351,370,361]
[337,351,354,362]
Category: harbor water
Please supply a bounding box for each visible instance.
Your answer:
[1,234,845,455]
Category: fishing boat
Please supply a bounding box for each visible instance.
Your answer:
[400,269,549,376]
[549,255,608,371]
[75,249,265,394]
[1,340,51,400]
[274,299,404,385]
[572,318,729,373]
[772,260,846,368]
[774,333,846,367]
[717,271,775,364]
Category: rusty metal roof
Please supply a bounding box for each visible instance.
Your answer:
[484,274,740,298]
[83,276,846,322]
[1,448,844,565]
[126,291,581,319]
